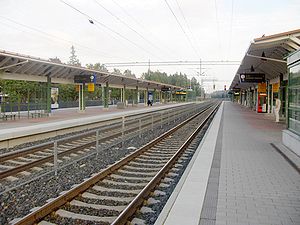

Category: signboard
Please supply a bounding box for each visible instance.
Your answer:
[257,83,266,93]
[175,90,186,95]
[88,83,95,92]
[74,74,96,83]
[272,83,279,92]
[161,87,170,91]
[239,73,265,83]
[51,87,59,109]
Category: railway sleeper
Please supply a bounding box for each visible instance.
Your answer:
[92,185,140,195]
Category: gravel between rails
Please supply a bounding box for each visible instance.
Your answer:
[131,115,214,225]
[0,114,188,225]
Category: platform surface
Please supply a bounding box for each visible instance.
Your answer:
[158,101,300,225]
[0,103,188,141]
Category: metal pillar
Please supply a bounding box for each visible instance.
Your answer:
[267,81,271,113]
[271,84,274,114]
[120,88,123,102]
[160,91,163,103]
[123,85,126,105]
[103,82,109,108]
[46,76,51,113]
[135,86,138,105]
[78,84,85,111]
[144,90,147,106]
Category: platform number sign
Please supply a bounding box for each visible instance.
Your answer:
[74,74,96,83]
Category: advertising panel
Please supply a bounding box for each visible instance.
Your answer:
[51,87,59,109]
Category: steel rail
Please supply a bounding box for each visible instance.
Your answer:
[0,104,200,179]
[12,103,217,225]
[111,102,220,225]
[0,104,192,163]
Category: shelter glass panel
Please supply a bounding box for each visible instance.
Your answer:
[288,63,300,135]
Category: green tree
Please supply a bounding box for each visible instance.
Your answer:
[86,63,108,72]
[68,45,81,66]
[123,69,136,78]
[113,68,121,74]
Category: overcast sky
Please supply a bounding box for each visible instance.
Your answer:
[0,0,300,92]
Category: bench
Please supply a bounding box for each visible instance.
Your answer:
[31,111,49,118]
[0,113,16,120]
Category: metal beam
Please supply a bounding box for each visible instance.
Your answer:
[285,41,300,50]
[0,72,73,84]
[0,60,28,70]
[246,53,286,63]
[289,36,300,45]
[0,57,12,67]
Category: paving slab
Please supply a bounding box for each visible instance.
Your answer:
[215,102,300,225]
[156,101,300,225]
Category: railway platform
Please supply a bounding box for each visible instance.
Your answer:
[0,102,189,149]
[156,101,300,225]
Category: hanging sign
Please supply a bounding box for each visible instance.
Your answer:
[272,83,279,92]
[74,74,96,83]
[88,83,95,92]
[257,83,266,93]
[239,73,265,83]
[161,87,170,91]
[75,84,80,92]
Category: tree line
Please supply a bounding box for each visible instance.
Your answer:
[0,46,203,105]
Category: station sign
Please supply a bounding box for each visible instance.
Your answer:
[74,74,96,83]
[272,83,279,92]
[161,87,170,91]
[258,82,267,93]
[88,83,95,92]
[175,90,186,95]
[239,73,265,83]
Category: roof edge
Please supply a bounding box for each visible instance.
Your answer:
[254,29,300,42]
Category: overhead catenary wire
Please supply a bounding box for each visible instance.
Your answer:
[214,0,222,57]
[163,0,200,58]
[111,0,178,58]
[94,0,169,56]
[104,60,240,67]
[174,0,200,55]
[59,0,164,60]
[227,0,234,59]
[0,16,128,61]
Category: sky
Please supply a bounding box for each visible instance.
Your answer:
[0,0,299,92]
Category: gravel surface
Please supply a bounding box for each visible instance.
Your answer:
[131,111,215,225]
[77,195,130,206]
[0,106,200,225]
[61,205,119,217]
[45,215,110,225]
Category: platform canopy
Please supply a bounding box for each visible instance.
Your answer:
[0,50,182,91]
[230,29,300,90]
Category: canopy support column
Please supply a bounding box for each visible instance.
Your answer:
[123,84,126,106]
[78,84,85,112]
[46,75,51,113]
[103,82,109,109]
[134,86,138,106]
[144,90,147,106]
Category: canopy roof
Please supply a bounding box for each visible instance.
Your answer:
[230,29,300,90]
[0,50,182,90]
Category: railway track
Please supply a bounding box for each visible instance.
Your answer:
[11,101,220,225]
[0,103,202,182]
